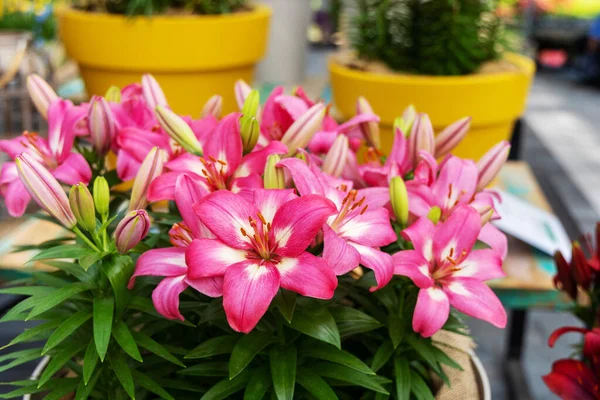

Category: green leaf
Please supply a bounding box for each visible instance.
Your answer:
[0,296,41,322]
[371,341,394,373]
[431,345,463,371]
[0,379,78,399]
[75,365,101,400]
[229,331,276,379]
[109,352,136,400]
[179,362,229,376]
[388,313,404,349]
[38,342,87,387]
[93,296,114,361]
[104,255,134,316]
[410,370,435,400]
[42,380,80,400]
[330,307,382,338]
[83,341,99,385]
[300,340,374,375]
[288,306,340,349]
[129,296,194,327]
[276,289,297,323]
[1,320,61,350]
[313,362,389,395]
[186,335,238,359]
[42,310,91,355]
[394,356,411,400]
[132,370,175,400]
[296,368,338,400]
[0,348,42,373]
[79,252,106,271]
[406,335,442,375]
[270,345,297,400]
[112,321,142,362]
[43,260,93,283]
[29,244,95,262]
[26,282,93,320]
[200,370,250,400]
[0,286,54,296]
[131,330,185,367]
[243,366,271,400]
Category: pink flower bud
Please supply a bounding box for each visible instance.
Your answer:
[435,117,471,159]
[322,135,349,177]
[15,154,76,228]
[129,147,167,211]
[476,141,510,191]
[26,74,58,120]
[356,97,380,149]
[87,96,116,155]
[115,209,150,253]
[281,103,326,156]
[234,79,253,110]
[141,74,167,110]
[408,114,434,167]
[200,95,223,119]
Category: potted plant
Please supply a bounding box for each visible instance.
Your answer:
[329,0,535,160]
[58,0,271,116]
[0,75,510,399]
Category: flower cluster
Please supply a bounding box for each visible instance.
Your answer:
[0,73,511,399]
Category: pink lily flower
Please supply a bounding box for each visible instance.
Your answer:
[278,158,396,290]
[0,100,91,217]
[147,113,287,201]
[186,189,338,333]
[392,206,507,337]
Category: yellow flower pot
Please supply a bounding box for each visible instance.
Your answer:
[329,53,535,161]
[58,6,271,116]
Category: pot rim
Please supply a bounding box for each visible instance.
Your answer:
[329,52,535,86]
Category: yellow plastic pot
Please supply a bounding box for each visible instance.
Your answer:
[329,53,535,161]
[58,6,271,116]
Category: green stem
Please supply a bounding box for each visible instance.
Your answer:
[73,227,102,252]
[101,215,109,251]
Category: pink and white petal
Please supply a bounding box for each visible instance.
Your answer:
[401,216,435,261]
[165,153,206,176]
[360,167,390,188]
[188,114,218,144]
[356,187,390,209]
[52,153,92,185]
[406,184,437,217]
[185,276,223,298]
[223,261,281,333]
[412,287,450,338]
[433,206,481,263]
[478,223,508,260]
[271,194,337,257]
[152,276,188,321]
[308,130,337,155]
[116,151,141,181]
[275,95,310,120]
[337,113,379,134]
[432,157,478,211]
[323,224,361,275]
[193,190,259,249]
[128,247,188,289]
[350,243,394,291]
[175,174,211,238]
[453,249,505,281]
[186,238,247,279]
[278,252,337,299]
[277,158,324,196]
[3,179,31,217]
[147,172,181,202]
[230,174,263,193]
[386,129,411,172]
[392,250,434,288]
[0,135,29,159]
[233,141,288,179]
[337,208,397,247]
[204,113,243,175]
[443,277,507,328]
[117,127,168,163]
[239,188,297,223]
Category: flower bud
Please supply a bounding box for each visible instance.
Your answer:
[427,206,441,224]
[242,90,260,119]
[476,141,511,191]
[408,114,434,166]
[235,79,253,110]
[114,209,150,254]
[15,154,76,228]
[88,96,116,155]
[390,176,409,227]
[155,105,203,155]
[322,135,349,178]
[141,74,167,110]
[93,176,110,218]
[554,251,577,300]
[281,103,326,156]
[240,116,260,154]
[572,242,593,290]
[295,152,308,163]
[26,74,58,120]
[129,147,167,211]
[200,95,223,119]
[264,154,285,189]
[104,86,121,103]
[69,183,96,232]
[394,105,417,136]
[356,97,380,149]
[435,117,471,159]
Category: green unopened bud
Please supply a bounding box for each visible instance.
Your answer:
[427,206,441,224]
[155,105,203,155]
[93,176,110,218]
[264,154,285,189]
[390,176,409,227]
[242,90,260,119]
[295,152,308,163]
[69,183,96,232]
[394,105,417,136]
[240,116,260,154]
[104,86,121,103]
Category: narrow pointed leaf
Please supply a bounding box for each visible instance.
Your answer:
[109,352,136,399]
[38,342,86,387]
[26,283,93,320]
[300,340,374,375]
[410,370,435,400]
[371,341,394,373]
[186,335,238,359]
[270,344,297,400]
[330,307,383,338]
[394,356,410,400]
[276,290,297,323]
[288,307,340,349]
[297,368,338,400]
[312,362,389,395]
[229,331,276,379]
[104,255,134,316]
[29,245,95,262]
[243,366,271,400]
[43,260,93,282]
[75,366,101,400]
[1,320,60,350]
[200,370,250,400]
[431,345,463,371]
[41,379,79,400]
[132,331,185,367]
[132,370,175,400]
[43,310,91,354]
[0,296,41,322]
[79,253,105,271]
[179,362,229,376]
[0,348,42,373]
[112,321,142,362]
[83,341,99,385]
[388,313,404,349]
[405,335,443,375]
[93,296,114,361]
[0,286,54,296]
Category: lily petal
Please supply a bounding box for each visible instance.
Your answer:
[433,206,480,263]
[278,252,337,299]
[453,249,505,281]
[402,216,435,261]
[152,276,188,321]
[186,238,247,279]
[443,277,507,328]
[204,113,243,175]
[543,360,598,400]
[413,287,450,338]
[350,243,393,291]
[129,247,187,289]
[175,174,210,238]
[392,250,434,288]
[277,157,324,196]
[52,153,92,186]
[185,276,223,298]
[323,224,361,275]
[337,208,396,247]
